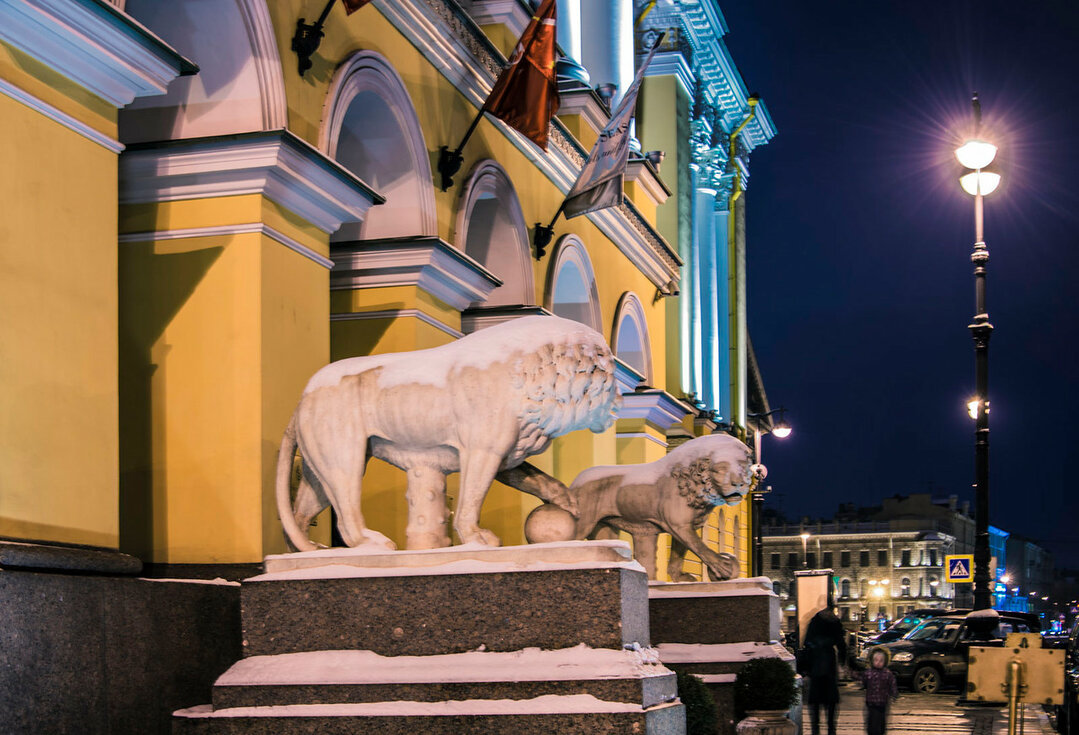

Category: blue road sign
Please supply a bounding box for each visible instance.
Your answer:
[946,554,974,583]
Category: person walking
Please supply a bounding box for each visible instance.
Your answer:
[852,646,899,735]
[798,607,847,735]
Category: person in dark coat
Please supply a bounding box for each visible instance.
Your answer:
[798,608,848,735]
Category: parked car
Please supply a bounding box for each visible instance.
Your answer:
[865,609,971,648]
[1057,620,1079,734]
[870,611,1040,694]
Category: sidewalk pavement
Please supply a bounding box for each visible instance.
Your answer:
[801,682,1056,735]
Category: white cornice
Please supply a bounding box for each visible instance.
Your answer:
[330,309,463,339]
[625,159,671,207]
[0,0,195,107]
[119,131,384,234]
[118,223,334,269]
[614,358,645,395]
[374,0,680,289]
[460,304,553,334]
[0,77,122,153]
[463,0,530,38]
[617,389,693,429]
[330,236,501,312]
[614,431,668,447]
[556,89,611,141]
[644,51,695,100]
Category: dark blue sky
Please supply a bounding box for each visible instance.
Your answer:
[720,1,1079,566]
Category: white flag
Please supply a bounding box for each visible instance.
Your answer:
[562,38,663,219]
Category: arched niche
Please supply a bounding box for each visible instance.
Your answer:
[454,161,533,307]
[321,52,436,240]
[120,0,286,143]
[611,291,653,384]
[544,235,601,332]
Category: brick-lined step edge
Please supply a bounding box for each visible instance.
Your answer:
[241,566,649,657]
[213,672,677,710]
[174,700,686,735]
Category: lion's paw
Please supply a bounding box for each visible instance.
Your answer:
[459,526,501,547]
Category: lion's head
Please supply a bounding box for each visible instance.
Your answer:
[668,434,754,510]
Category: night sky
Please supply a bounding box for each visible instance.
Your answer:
[719,1,1079,567]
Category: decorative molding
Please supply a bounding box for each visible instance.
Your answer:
[118,223,334,269]
[460,304,553,334]
[0,77,123,153]
[644,50,695,99]
[119,130,384,234]
[373,0,680,288]
[613,431,668,448]
[556,88,611,141]
[330,308,463,339]
[330,236,501,311]
[618,388,694,430]
[0,0,196,107]
[613,358,645,395]
[462,0,531,38]
[625,158,671,207]
[235,0,288,130]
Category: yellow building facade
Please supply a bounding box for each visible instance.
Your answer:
[3,0,773,580]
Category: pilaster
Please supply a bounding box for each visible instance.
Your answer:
[117,131,383,564]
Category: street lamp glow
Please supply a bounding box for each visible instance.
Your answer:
[772,422,792,439]
[800,533,810,541]
[967,399,979,419]
[960,170,1001,196]
[955,139,998,169]
[1001,574,1011,584]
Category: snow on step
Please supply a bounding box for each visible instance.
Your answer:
[177,695,683,718]
[655,640,793,664]
[217,644,670,686]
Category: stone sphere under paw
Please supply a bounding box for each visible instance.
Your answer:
[524,504,576,543]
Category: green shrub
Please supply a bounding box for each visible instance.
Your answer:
[676,670,718,735]
[733,656,798,717]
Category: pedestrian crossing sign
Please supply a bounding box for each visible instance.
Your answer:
[945,554,975,583]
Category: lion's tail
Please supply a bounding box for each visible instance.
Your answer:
[275,413,315,552]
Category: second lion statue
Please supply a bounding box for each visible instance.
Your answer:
[275,315,621,552]
[567,434,756,581]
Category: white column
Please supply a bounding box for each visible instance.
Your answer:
[696,187,718,411]
[555,0,589,85]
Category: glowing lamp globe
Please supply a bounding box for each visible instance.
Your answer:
[959,170,1001,196]
[955,139,997,169]
[772,421,792,439]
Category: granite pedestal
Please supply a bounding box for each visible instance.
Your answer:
[649,577,798,735]
[175,541,686,734]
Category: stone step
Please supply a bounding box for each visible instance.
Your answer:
[241,559,649,657]
[210,645,677,709]
[174,698,686,734]
[648,578,780,646]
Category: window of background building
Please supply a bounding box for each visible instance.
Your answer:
[771,553,780,568]
[773,581,782,596]
[901,549,911,566]
[841,550,851,567]
[878,550,888,566]
[787,552,797,568]
[901,577,911,597]
[806,552,817,568]
[859,550,870,567]
[929,576,938,596]
[929,549,938,566]
[840,607,850,621]
[823,551,833,568]
[841,579,851,597]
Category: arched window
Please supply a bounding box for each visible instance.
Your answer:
[454,161,533,306]
[611,292,653,384]
[121,0,286,143]
[841,579,851,598]
[901,577,911,597]
[321,52,436,240]
[544,235,601,332]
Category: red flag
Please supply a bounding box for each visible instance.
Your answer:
[342,0,372,14]
[484,0,559,150]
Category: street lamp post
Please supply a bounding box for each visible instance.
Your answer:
[747,408,792,576]
[800,532,810,569]
[955,92,1000,611]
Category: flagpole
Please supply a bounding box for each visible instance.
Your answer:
[437,3,554,191]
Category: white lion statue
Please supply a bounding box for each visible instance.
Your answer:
[275,316,621,552]
[565,434,755,581]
